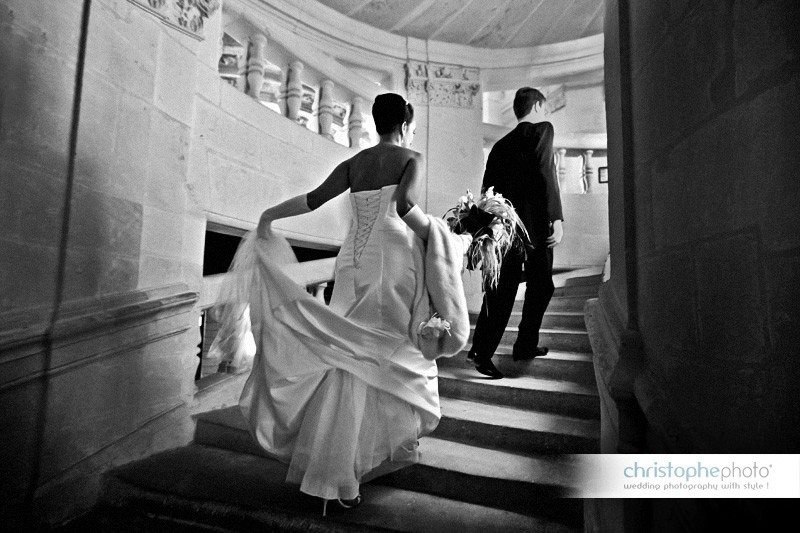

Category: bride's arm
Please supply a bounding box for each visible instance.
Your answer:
[395,155,430,241]
[402,205,429,241]
[257,160,350,238]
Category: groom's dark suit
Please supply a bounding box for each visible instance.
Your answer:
[469,121,563,363]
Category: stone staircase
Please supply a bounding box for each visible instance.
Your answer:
[74,270,602,532]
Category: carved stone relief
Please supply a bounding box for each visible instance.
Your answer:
[128,0,220,40]
[406,61,480,109]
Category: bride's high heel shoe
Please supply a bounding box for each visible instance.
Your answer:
[338,494,363,509]
[322,494,362,517]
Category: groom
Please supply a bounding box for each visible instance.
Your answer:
[468,87,564,379]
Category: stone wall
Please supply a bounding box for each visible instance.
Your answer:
[0,0,208,525]
[629,0,799,454]
[586,2,799,529]
[187,49,354,250]
[556,193,610,269]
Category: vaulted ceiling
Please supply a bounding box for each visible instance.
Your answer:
[315,0,605,49]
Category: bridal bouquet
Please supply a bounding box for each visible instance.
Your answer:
[444,187,528,289]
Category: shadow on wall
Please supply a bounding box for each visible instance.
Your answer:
[0,2,172,527]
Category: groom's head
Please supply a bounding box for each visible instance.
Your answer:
[513,87,546,120]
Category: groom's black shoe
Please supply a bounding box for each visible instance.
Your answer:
[474,358,504,379]
[512,346,549,361]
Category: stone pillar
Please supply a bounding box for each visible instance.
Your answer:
[583,149,595,193]
[318,79,335,140]
[349,96,365,149]
[286,60,304,121]
[556,148,568,189]
[245,33,268,99]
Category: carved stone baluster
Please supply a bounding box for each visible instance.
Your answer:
[349,96,365,149]
[318,79,334,140]
[556,148,567,189]
[286,61,304,121]
[582,149,595,194]
[246,33,268,99]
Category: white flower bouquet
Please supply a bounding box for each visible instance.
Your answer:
[444,187,528,289]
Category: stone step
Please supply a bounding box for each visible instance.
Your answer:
[468,325,592,353]
[437,366,599,419]
[562,273,604,287]
[96,444,576,532]
[378,437,583,526]
[434,397,599,454]
[516,295,588,313]
[542,311,587,330]
[441,348,596,385]
[193,409,584,528]
[470,310,586,330]
[552,283,600,298]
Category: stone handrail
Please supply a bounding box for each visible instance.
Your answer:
[200,257,336,310]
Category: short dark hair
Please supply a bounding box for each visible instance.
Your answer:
[513,87,546,119]
[372,93,414,135]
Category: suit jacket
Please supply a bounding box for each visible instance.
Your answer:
[482,121,563,248]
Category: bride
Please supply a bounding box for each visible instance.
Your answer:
[223,93,469,514]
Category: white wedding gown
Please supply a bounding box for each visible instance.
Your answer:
[235,184,443,501]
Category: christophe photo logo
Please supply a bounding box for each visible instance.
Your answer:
[573,454,800,498]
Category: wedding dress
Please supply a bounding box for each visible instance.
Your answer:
[225,184,468,501]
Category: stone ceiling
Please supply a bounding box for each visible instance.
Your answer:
[314,0,605,49]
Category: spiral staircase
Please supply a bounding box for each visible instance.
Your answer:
[62,269,602,532]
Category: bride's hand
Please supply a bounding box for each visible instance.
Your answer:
[257,211,274,239]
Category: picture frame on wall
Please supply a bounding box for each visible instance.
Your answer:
[598,166,608,183]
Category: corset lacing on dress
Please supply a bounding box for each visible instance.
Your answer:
[352,190,382,267]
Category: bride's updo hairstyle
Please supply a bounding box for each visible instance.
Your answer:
[372,93,414,135]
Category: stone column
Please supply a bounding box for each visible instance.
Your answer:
[349,96,365,149]
[318,79,335,140]
[582,149,595,193]
[245,33,268,99]
[556,148,568,189]
[286,60,304,121]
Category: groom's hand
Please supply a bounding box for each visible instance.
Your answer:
[547,220,563,248]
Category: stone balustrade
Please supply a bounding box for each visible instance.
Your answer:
[554,147,607,194]
[219,32,367,149]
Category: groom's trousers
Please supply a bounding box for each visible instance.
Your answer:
[469,245,554,362]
